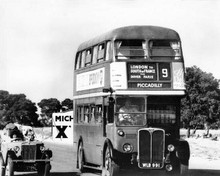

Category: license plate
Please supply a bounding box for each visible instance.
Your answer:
[142,163,161,168]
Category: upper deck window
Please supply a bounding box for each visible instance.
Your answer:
[75,42,110,70]
[105,41,112,61]
[97,43,105,62]
[149,40,182,60]
[115,40,147,59]
[75,52,81,70]
[92,45,98,64]
[81,51,86,68]
[85,49,92,67]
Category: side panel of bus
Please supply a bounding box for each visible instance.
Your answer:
[74,124,104,164]
[73,97,107,165]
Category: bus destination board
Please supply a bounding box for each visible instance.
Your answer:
[127,63,171,89]
[127,63,157,81]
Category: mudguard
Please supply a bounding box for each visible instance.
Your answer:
[176,139,190,165]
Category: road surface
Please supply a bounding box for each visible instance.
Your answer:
[13,140,220,176]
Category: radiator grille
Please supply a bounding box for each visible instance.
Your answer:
[152,130,164,163]
[21,145,37,160]
[138,128,165,169]
[139,130,150,163]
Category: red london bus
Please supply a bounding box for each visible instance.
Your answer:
[73,26,190,175]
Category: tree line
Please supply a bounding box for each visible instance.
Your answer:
[0,91,73,128]
[181,66,220,136]
[0,66,220,130]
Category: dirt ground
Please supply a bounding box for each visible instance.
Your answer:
[181,129,220,170]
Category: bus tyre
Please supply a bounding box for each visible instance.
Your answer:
[180,164,188,175]
[102,146,119,176]
[0,154,5,176]
[5,157,14,176]
[78,143,85,173]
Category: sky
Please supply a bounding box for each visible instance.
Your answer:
[0,0,220,103]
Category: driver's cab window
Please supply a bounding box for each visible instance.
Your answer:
[116,97,146,126]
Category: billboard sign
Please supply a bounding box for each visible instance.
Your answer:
[52,111,73,143]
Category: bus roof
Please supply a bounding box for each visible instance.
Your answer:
[77,25,180,51]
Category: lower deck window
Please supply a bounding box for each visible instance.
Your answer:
[147,104,176,124]
[76,105,102,124]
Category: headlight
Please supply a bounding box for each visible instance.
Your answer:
[14,146,20,152]
[123,143,133,153]
[117,129,125,137]
[45,150,53,158]
[167,144,175,152]
[40,146,46,152]
[165,164,173,172]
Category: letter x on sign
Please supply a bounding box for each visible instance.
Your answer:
[55,126,68,138]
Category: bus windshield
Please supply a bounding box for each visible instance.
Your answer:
[115,39,182,60]
[116,97,146,126]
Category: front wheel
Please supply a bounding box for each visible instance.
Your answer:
[5,157,14,176]
[102,146,119,176]
[180,164,188,175]
[77,143,85,173]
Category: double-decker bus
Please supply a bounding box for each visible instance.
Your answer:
[73,26,190,175]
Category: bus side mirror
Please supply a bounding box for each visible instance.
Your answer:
[103,87,114,94]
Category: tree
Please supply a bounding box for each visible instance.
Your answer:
[0,90,9,127]
[181,66,220,137]
[0,90,39,127]
[37,98,62,126]
[61,98,73,111]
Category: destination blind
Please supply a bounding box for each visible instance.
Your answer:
[127,63,171,89]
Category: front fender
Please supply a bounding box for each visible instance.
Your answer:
[102,139,114,162]
[5,150,17,165]
[176,139,190,165]
[44,149,53,159]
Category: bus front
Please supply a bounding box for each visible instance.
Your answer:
[105,37,190,175]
